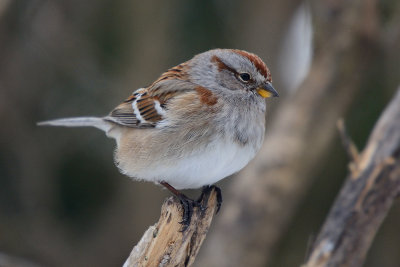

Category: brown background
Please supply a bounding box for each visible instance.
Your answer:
[0,0,399,266]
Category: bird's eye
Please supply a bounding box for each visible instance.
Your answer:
[239,73,251,82]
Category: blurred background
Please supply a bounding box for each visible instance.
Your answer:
[0,0,399,266]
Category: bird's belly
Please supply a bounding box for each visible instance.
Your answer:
[131,140,258,189]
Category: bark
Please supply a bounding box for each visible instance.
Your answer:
[195,0,381,266]
[304,88,400,267]
[123,188,218,267]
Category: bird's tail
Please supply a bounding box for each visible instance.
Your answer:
[37,117,112,132]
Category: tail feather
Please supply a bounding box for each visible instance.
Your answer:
[37,117,112,132]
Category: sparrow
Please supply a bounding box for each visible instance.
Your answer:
[38,49,278,229]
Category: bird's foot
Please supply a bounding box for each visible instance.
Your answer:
[197,185,223,213]
[179,186,223,230]
[160,182,223,231]
[160,181,195,231]
[176,193,196,231]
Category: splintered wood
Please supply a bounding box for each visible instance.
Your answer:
[124,188,218,267]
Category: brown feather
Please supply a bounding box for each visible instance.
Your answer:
[232,49,272,82]
[107,62,194,128]
[211,55,238,74]
[196,86,218,106]
[151,62,189,85]
[109,101,140,126]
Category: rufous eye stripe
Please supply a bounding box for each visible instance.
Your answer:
[211,55,238,74]
[232,49,271,81]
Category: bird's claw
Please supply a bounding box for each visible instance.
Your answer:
[161,182,223,232]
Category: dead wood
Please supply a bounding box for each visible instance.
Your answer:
[123,188,218,267]
[304,88,400,267]
[195,0,381,266]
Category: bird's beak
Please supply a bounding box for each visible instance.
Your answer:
[256,82,279,98]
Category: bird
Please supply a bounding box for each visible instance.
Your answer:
[38,49,278,230]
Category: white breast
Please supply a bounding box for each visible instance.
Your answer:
[132,139,258,189]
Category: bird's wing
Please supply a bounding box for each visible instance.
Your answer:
[106,64,194,128]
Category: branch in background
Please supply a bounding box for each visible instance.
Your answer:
[196,0,380,266]
[305,88,400,267]
[124,188,218,267]
[337,119,360,173]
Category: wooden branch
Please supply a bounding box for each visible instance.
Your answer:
[337,119,362,175]
[304,88,400,267]
[196,1,382,266]
[337,119,360,164]
[123,188,218,267]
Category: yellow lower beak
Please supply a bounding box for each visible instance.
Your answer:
[257,88,274,98]
[257,83,279,98]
